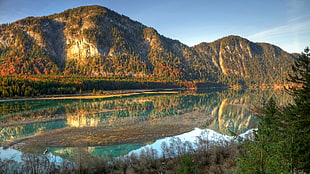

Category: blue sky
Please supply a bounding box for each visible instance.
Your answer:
[0,0,309,53]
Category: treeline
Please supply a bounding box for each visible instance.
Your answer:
[0,75,201,98]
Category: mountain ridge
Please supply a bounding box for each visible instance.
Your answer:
[0,5,297,86]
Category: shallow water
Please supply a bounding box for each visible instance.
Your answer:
[0,88,290,158]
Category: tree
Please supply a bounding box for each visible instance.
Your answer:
[284,47,310,172]
[237,47,310,173]
[237,98,289,174]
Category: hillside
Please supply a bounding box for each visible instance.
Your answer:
[194,36,295,86]
[0,5,297,86]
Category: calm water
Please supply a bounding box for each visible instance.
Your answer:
[0,89,290,158]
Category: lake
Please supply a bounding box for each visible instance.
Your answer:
[0,88,290,159]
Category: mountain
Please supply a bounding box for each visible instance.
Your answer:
[194,36,296,86]
[0,5,297,86]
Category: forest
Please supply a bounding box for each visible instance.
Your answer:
[0,75,202,98]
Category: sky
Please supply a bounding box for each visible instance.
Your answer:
[0,0,309,53]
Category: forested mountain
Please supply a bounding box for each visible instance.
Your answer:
[194,36,296,86]
[0,5,297,86]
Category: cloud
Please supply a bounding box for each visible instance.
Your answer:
[248,20,310,40]
[288,14,310,23]
[247,0,310,53]
[247,19,310,53]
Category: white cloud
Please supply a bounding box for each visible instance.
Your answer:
[248,20,310,39]
[288,14,310,23]
[247,20,310,53]
[248,0,310,53]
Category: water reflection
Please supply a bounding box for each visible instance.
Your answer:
[205,89,290,134]
[208,97,257,134]
[0,89,291,144]
[49,143,144,159]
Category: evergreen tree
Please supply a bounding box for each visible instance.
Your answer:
[237,98,289,174]
[237,47,310,173]
[284,47,310,172]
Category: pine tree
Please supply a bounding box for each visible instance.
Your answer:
[284,47,310,172]
[237,98,289,174]
[237,47,310,173]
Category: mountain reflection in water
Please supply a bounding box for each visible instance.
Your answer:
[0,89,290,156]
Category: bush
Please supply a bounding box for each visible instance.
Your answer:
[177,154,196,174]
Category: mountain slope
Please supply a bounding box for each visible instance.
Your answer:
[194,35,295,85]
[0,5,297,86]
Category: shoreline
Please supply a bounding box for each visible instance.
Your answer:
[0,89,181,103]
[0,86,285,103]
